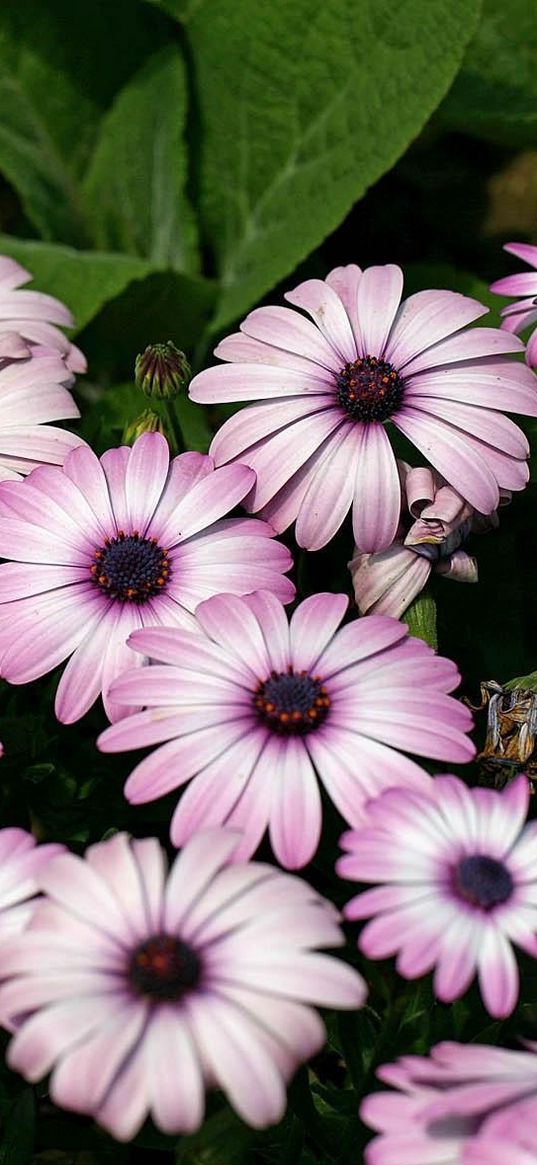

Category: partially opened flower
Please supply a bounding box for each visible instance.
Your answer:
[0,828,63,939]
[0,433,293,724]
[0,351,83,482]
[98,591,474,868]
[490,242,537,368]
[189,263,537,552]
[338,774,537,1017]
[0,256,86,372]
[360,1040,537,1165]
[0,829,366,1140]
[350,462,509,618]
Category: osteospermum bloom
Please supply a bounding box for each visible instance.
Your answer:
[490,242,537,368]
[350,462,509,618]
[98,591,474,868]
[0,828,63,938]
[360,1040,537,1165]
[338,774,537,1017]
[0,351,83,482]
[189,263,537,552]
[0,829,366,1140]
[0,433,293,724]
[0,256,86,372]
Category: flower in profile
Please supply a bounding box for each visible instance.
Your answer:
[0,829,366,1140]
[338,774,537,1017]
[0,828,63,939]
[189,263,537,552]
[490,242,537,368]
[0,433,293,724]
[350,462,510,619]
[0,351,83,482]
[360,1039,537,1165]
[0,256,86,372]
[98,591,474,868]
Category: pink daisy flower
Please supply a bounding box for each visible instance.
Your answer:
[360,1040,537,1165]
[0,827,63,939]
[490,242,537,368]
[0,351,83,483]
[98,591,474,869]
[0,829,366,1140]
[0,433,293,724]
[338,774,537,1018]
[0,256,86,372]
[189,263,537,552]
[349,462,509,619]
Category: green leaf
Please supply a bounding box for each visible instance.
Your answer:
[404,594,438,651]
[187,0,481,330]
[83,45,199,273]
[144,0,207,21]
[0,235,154,333]
[440,0,537,146]
[0,0,168,244]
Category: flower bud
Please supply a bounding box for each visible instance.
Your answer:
[122,409,166,445]
[135,342,191,401]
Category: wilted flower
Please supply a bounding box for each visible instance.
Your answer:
[0,829,366,1140]
[0,256,86,372]
[338,774,537,1017]
[490,242,537,368]
[98,591,474,868]
[470,680,537,783]
[0,434,293,724]
[190,263,537,552]
[350,463,509,618]
[360,1040,537,1165]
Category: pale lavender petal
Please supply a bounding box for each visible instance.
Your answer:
[352,424,401,552]
[394,408,500,512]
[289,592,348,673]
[402,327,524,376]
[210,395,333,465]
[190,363,331,402]
[241,305,342,370]
[356,265,404,357]
[295,422,361,550]
[284,278,357,363]
[144,1009,205,1134]
[238,408,346,512]
[385,289,487,369]
[268,738,322,869]
[477,928,519,1018]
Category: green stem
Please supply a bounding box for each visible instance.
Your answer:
[403,592,438,651]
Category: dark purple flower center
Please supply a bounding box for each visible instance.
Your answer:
[254,669,330,735]
[128,934,201,1001]
[90,531,171,603]
[336,355,405,422]
[453,854,514,910]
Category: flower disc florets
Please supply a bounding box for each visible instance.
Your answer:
[453,854,514,910]
[129,934,201,1001]
[254,669,330,735]
[90,532,171,603]
[336,355,405,422]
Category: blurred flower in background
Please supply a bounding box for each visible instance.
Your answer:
[491,242,537,367]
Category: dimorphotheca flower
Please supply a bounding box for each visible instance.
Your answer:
[350,462,509,619]
[189,263,537,552]
[0,433,293,724]
[490,242,537,368]
[0,351,83,482]
[0,256,86,372]
[338,774,537,1017]
[0,827,63,939]
[98,591,474,868]
[360,1039,537,1165]
[0,829,366,1140]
